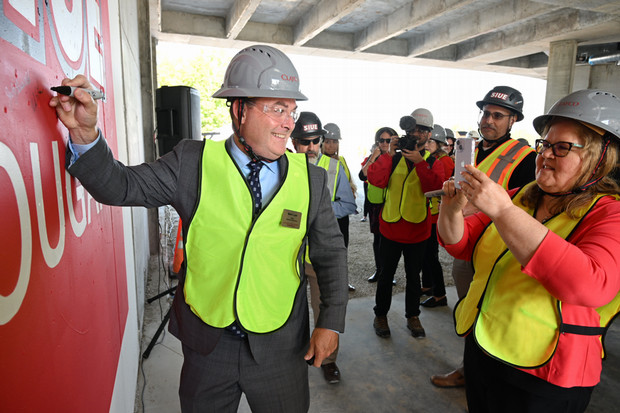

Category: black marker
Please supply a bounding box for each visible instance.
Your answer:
[51,86,105,100]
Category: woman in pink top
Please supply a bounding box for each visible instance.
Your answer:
[438,89,620,413]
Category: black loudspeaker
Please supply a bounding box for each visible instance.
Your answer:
[155,86,201,156]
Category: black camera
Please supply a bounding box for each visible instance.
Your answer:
[397,115,418,151]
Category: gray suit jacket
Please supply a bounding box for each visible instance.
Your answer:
[68,136,348,363]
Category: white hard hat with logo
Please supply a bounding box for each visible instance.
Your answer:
[213,45,308,101]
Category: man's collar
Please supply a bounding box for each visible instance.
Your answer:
[479,133,511,150]
[227,137,278,174]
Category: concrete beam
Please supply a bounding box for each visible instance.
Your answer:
[226,0,261,39]
[293,0,363,46]
[161,10,226,39]
[408,0,554,56]
[354,0,476,52]
[534,0,620,14]
[453,9,617,61]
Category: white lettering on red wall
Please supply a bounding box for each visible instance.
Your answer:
[1,1,128,410]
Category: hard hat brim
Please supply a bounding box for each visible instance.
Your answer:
[212,87,308,101]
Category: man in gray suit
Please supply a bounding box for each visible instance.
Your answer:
[49,45,348,413]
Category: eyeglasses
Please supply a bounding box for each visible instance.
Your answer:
[295,137,322,146]
[378,138,391,143]
[480,110,513,121]
[247,101,299,122]
[534,139,584,157]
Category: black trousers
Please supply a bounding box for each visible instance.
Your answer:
[337,215,349,248]
[374,235,427,318]
[464,335,593,413]
[421,223,446,297]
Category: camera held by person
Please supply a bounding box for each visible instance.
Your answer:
[397,115,419,151]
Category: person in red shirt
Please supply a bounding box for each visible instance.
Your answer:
[438,89,620,412]
[367,108,444,339]
[359,127,398,284]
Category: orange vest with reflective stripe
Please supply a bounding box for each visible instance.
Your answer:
[476,139,534,189]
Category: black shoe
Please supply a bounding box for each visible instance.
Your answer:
[420,288,433,297]
[348,283,356,292]
[321,362,341,384]
[367,272,378,282]
[421,296,448,308]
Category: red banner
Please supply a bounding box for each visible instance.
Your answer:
[1,1,128,410]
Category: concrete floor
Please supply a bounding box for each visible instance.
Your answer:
[136,286,620,413]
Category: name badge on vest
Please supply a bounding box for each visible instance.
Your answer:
[281,209,303,229]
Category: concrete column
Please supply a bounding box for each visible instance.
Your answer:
[544,40,577,111]
[589,64,620,96]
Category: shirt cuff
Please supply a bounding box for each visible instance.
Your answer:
[67,131,101,165]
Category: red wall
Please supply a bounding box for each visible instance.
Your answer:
[1,1,128,410]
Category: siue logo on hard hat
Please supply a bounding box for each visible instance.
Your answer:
[304,124,319,132]
[490,92,508,101]
[559,101,580,107]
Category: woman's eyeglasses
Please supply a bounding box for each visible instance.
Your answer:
[378,138,391,143]
[535,139,584,157]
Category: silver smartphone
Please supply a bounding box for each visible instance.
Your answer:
[454,137,475,189]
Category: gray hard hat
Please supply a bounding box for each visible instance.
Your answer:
[212,45,308,100]
[445,128,455,139]
[291,112,327,139]
[533,89,620,141]
[430,124,447,145]
[323,123,341,140]
[411,108,434,129]
[466,130,481,140]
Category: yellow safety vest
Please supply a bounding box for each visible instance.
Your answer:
[367,183,386,204]
[339,156,352,182]
[381,152,430,223]
[476,139,534,189]
[428,153,444,216]
[184,140,310,334]
[317,155,340,201]
[455,183,620,368]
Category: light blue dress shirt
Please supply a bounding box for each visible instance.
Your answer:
[228,139,280,206]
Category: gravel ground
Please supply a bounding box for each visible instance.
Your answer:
[345,214,455,299]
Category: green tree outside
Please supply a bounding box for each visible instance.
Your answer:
[157,47,230,134]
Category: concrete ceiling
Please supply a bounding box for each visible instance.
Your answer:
[153,0,620,79]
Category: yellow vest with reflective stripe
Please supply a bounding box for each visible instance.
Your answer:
[184,140,309,334]
[381,152,430,223]
[317,155,340,201]
[455,182,620,367]
[476,139,534,189]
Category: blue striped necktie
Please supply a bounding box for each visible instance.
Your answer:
[247,161,263,211]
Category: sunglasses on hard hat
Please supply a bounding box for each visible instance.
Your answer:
[295,137,322,146]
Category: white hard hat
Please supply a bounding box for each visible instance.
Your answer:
[212,45,308,101]
[410,108,434,129]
